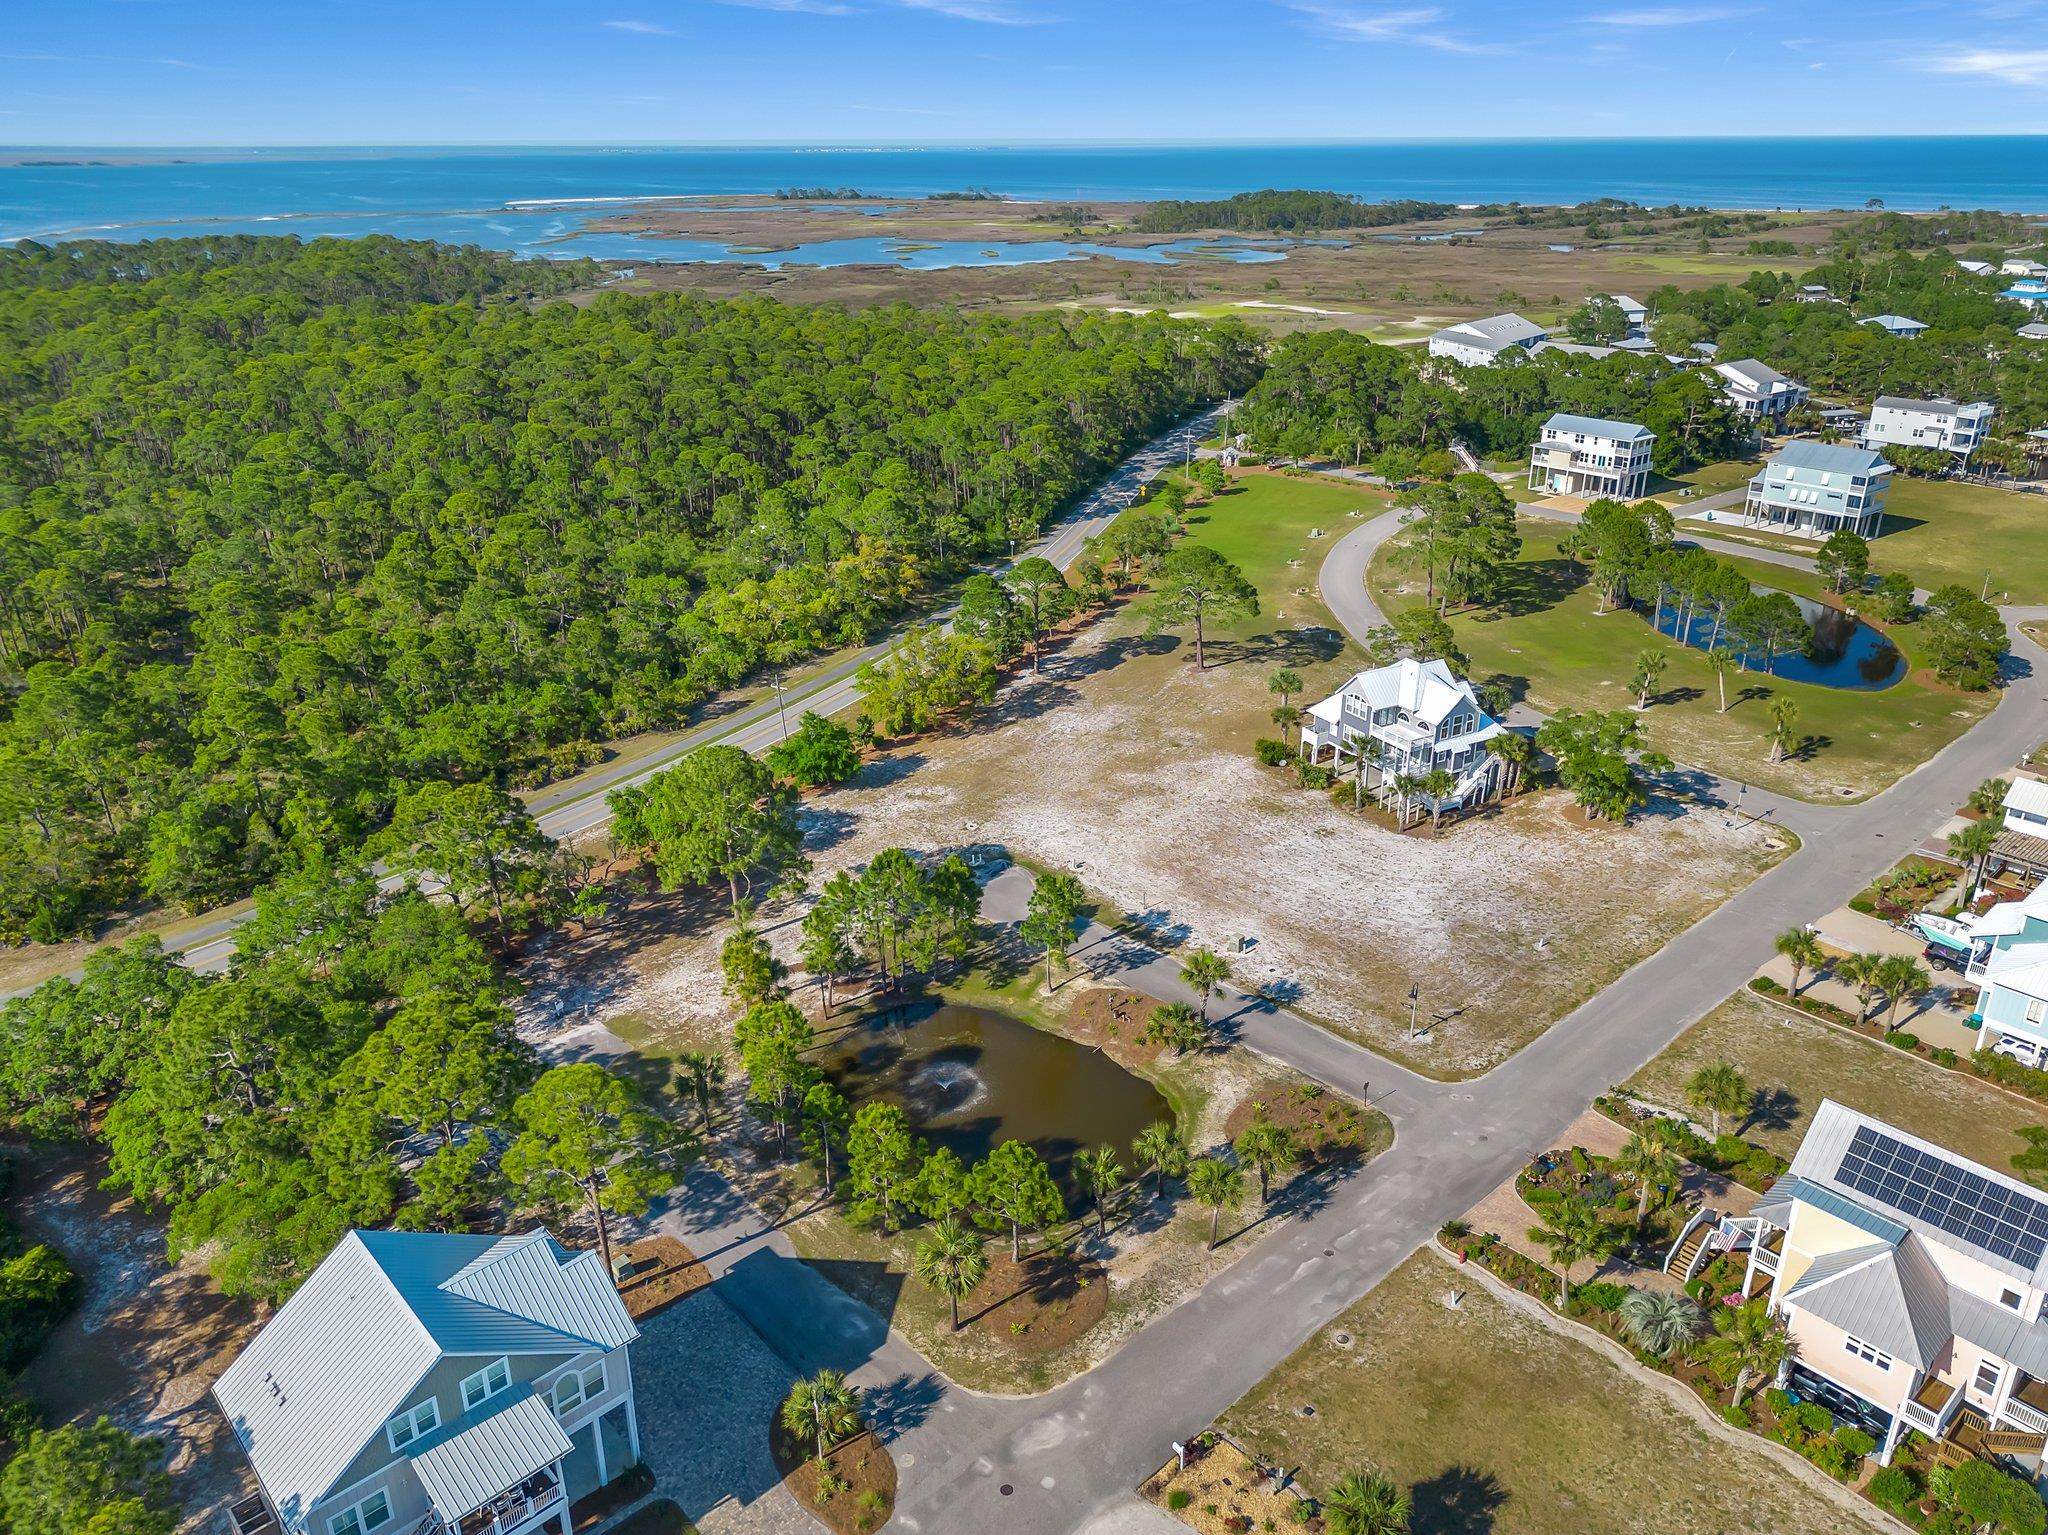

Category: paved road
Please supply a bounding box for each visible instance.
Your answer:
[8,404,1232,998]
[683,502,2048,1535]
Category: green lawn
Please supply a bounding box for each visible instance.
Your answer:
[1654,455,1763,500]
[1372,519,1995,800]
[1684,476,2048,604]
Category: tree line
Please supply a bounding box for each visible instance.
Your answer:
[0,234,1259,940]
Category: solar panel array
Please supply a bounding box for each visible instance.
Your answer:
[1836,1125,2048,1270]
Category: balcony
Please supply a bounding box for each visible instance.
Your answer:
[456,1473,566,1535]
[1997,1376,2048,1440]
[1902,1374,1960,1438]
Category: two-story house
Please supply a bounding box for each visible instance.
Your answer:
[1711,359,1809,427]
[1298,656,1507,819]
[1525,412,1655,501]
[1729,1101,2048,1470]
[1714,440,1894,540]
[1426,312,1549,368]
[1863,396,1997,465]
[215,1228,642,1535]
[1940,872,2048,1067]
[1861,314,1930,339]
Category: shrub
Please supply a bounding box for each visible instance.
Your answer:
[1720,1401,1753,1429]
[1254,738,1291,767]
[1751,975,1784,995]
[1298,762,1336,790]
[1972,1048,2048,1104]
[1931,1046,1958,1067]
[1168,1491,1193,1512]
[1868,1465,1919,1514]
[1885,1031,1921,1052]
[1849,896,1877,915]
[814,1472,848,1506]
[1763,1388,1794,1416]
[1575,1280,1628,1312]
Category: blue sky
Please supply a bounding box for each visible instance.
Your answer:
[4,0,2047,144]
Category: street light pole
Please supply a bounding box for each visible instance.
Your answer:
[1407,984,1421,1041]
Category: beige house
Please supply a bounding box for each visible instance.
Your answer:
[1729,1101,2048,1470]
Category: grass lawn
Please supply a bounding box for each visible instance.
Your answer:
[1686,476,2048,604]
[1624,988,2048,1176]
[1653,455,1763,500]
[1616,250,1815,279]
[1220,1248,1894,1535]
[1372,518,1996,801]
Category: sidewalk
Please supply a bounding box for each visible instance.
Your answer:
[1754,955,1980,1053]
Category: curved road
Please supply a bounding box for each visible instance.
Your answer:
[642,499,2048,1535]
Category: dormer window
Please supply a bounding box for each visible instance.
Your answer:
[385,1398,440,1452]
[461,1357,511,1411]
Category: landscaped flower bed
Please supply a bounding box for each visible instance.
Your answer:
[1594,1093,1788,1191]
[1142,1433,1318,1535]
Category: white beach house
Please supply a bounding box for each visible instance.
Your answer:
[1712,358,1809,426]
[214,1228,642,1535]
[1862,314,1930,339]
[1426,312,1549,368]
[1298,657,1506,822]
[1863,396,1996,464]
[1714,440,1894,540]
[1706,1101,2048,1469]
[1526,412,1655,500]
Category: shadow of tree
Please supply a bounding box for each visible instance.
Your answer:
[1743,1085,1800,1136]
[1411,1465,1508,1535]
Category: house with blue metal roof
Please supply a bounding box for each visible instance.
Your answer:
[1711,1101,2048,1470]
[214,1228,642,1535]
[1715,440,1894,540]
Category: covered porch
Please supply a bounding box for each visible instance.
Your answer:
[408,1389,576,1535]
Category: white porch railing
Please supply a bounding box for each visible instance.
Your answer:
[1997,1395,2048,1438]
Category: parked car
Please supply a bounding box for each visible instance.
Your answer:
[1991,1036,2044,1070]
[1923,943,1965,973]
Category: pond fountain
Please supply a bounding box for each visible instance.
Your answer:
[1654,587,1904,691]
[817,1000,1172,1193]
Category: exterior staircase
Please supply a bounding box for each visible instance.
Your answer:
[1663,1210,1715,1282]
[1935,1408,2042,1469]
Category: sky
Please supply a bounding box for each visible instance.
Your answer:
[4,0,2048,145]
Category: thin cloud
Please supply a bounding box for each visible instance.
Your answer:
[602,18,677,32]
[892,0,1044,22]
[708,0,854,12]
[1924,47,2048,84]
[1590,5,1743,24]
[1277,3,1496,53]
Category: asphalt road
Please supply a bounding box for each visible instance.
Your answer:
[644,502,2048,1535]
[7,403,1232,998]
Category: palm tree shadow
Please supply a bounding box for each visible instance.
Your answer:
[1411,1465,1507,1534]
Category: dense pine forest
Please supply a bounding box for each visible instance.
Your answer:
[0,236,1258,938]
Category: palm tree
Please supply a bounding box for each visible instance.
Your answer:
[1773,927,1824,997]
[1696,1298,1794,1408]
[1142,1001,1207,1056]
[1322,1469,1411,1535]
[1180,947,1232,1023]
[1875,953,1932,1033]
[1420,766,1457,833]
[1490,731,1532,802]
[1077,1145,1125,1237]
[1614,1126,1682,1222]
[1527,1195,1613,1309]
[1765,696,1800,763]
[1352,734,1384,809]
[1234,1112,1301,1205]
[1631,648,1667,711]
[1705,646,1736,713]
[1949,818,2001,905]
[1684,1062,1750,1140]
[1835,951,1885,1026]
[674,1049,726,1132]
[912,1217,988,1332]
[1618,1288,1707,1359]
[780,1369,862,1463]
[1390,772,1420,830]
[1969,776,2010,817]
[1187,1154,1244,1251]
[1133,1120,1189,1198]
[1269,669,1303,716]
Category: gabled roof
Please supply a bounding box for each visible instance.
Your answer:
[1783,1240,1951,1369]
[2018,322,2048,339]
[213,1229,636,1531]
[408,1388,575,1524]
[1542,411,1652,442]
[2008,777,2048,821]
[1320,656,1493,732]
[1863,314,1928,331]
[1873,395,1984,418]
[1714,358,1797,392]
[1768,441,1889,477]
[1445,311,1548,346]
[1984,939,2048,1003]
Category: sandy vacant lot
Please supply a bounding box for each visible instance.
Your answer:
[521,610,1789,1079]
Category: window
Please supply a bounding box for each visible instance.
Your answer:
[2002,1288,2027,1313]
[553,1360,607,1417]
[1843,1335,1893,1371]
[2029,998,2048,1029]
[329,1491,392,1535]
[461,1357,511,1411]
[385,1399,440,1453]
[1977,1359,2005,1396]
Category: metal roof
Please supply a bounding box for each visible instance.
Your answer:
[1542,411,1652,442]
[1715,358,1796,391]
[408,1388,575,1523]
[1862,314,1928,331]
[213,1229,636,1530]
[1782,1241,1950,1369]
[1768,441,1889,476]
[1951,1289,2048,1381]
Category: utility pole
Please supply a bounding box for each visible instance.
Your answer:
[1407,984,1421,1041]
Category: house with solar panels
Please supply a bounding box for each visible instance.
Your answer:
[213,1228,641,1535]
[1726,1101,2048,1467]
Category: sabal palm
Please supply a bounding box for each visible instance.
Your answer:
[674,1049,726,1132]
[1421,767,1456,831]
[1619,1288,1707,1359]
[1949,818,2000,901]
[1705,646,1735,712]
[1133,1120,1188,1196]
[1323,1469,1410,1535]
[1835,952,1884,1024]
[1874,954,1931,1031]
[1766,696,1799,762]
[1773,927,1824,997]
[1615,1128,1681,1221]
[1077,1145,1125,1236]
[913,1217,988,1332]
[1186,1154,1244,1250]
[1235,1115,1301,1204]
[1685,1061,1749,1139]
[1180,948,1232,1022]
[1697,1299,1793,1407]
[1490,732,1531,800]
[781,1369,862,1461]
[1527,1196,1612,1309]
